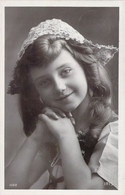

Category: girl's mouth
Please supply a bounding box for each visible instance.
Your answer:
[56,92,74,101]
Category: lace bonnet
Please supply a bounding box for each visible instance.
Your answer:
[18,18,118,66]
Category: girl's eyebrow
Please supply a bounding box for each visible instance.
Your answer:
[56,63,70,70]
[34,75,48,83]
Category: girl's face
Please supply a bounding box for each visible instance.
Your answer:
[30,49,88,112]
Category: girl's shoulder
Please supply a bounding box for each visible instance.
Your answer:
[98,119,118,143]
[88,119,118,189]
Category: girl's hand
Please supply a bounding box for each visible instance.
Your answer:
[42,107,75,126]
[30,107,75,146]
[39,113,76,141]
[30,117,55,147]
[42,107,66,120]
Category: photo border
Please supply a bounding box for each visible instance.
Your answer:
[1,1,125,195]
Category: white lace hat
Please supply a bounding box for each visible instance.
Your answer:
[18,18,118,66]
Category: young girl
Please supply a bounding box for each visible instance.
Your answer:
[6,18,118,189]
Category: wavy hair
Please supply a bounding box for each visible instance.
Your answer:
[8,35,116,152]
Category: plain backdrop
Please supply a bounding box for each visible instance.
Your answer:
[5,7,119,175]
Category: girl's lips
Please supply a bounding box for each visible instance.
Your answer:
[56,92,74,101]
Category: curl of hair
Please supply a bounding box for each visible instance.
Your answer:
[8,35,117,147]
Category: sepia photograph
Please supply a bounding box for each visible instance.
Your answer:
[5,6,119,191]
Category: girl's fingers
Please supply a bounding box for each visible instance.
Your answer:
[42,107,66,119]
[70,117,75,126]
[38,113,48,120]
[52,108,66,118]
[47,112,59,120]
[39,114,52,124]
[41,108,75,125]
[66,112,73,118]
[66,112,75,126]
[42,108,59,120]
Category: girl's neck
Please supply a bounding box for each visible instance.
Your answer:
[72,94,90,132]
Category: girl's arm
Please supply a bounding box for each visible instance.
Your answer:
[58,134,104,189]
[5,120,51,189]
[40,114,105,189]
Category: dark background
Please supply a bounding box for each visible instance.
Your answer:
[5,7,119,170]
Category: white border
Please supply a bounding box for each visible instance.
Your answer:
[0,0,122,7]
[1,1,125,195]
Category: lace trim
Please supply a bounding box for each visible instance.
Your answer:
[18,18,118,66]
[19,19,84,60]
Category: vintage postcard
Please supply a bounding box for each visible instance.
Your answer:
[0,1,125,195]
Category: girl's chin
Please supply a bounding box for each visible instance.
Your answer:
[49,102,80,113]
[59,105,78,113]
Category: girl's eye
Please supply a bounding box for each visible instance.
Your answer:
[61,68,72,76]
[38,79,50,88]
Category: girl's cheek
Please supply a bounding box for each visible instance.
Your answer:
[38,88,51,98]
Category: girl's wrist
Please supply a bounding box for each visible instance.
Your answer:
[58,133,78,144]
[26,136,41,151]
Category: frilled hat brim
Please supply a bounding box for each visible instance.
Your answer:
[84,39,118,66]
[18,18,118,66]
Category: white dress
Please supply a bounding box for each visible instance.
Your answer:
[30,120,118,189]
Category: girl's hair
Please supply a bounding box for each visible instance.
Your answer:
[8,35,117,150]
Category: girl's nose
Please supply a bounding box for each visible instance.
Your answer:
[53,77,66,94]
